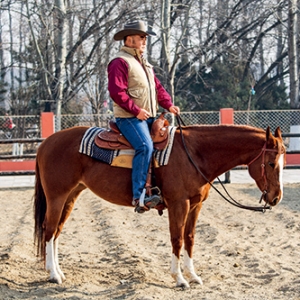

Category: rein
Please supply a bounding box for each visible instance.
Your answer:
[175,115,271,213]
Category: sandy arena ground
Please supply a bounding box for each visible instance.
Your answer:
[0,182,299,300]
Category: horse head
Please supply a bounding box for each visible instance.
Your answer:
[248,126,286,207]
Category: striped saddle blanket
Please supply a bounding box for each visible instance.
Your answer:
[79,126,177,168]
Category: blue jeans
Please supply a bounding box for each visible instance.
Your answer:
[116,117,154,200]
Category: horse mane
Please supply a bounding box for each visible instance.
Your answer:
[181,124,265,134]
[176,124,267,171]
[179,124,266,143]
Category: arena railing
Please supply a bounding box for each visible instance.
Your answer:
[0,109,299,176]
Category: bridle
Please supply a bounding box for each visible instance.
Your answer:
[176,115,279,213]
[247,142,279,205]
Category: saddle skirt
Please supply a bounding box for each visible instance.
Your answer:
[79,126,177,169]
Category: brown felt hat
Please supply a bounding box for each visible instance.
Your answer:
[113,20,156,41]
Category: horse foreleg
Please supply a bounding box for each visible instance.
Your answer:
[46,236,64,284]
[183,201,203,285]
[171,253,190,288]
[183,250,202,284]
[169,199,190,288]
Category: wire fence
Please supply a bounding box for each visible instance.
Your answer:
[0,109,299,156]
[53,110,300,132]
[234,110,300,133]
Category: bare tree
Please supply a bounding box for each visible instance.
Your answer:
[8,3,14,96]
[288,0,299,109]
[159,0,194,100]
[54,0,68,130]
[0,0,295,114]
[276,0,285,87]
[0,2,6,108]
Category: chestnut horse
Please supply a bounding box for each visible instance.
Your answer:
[34,124,285,288]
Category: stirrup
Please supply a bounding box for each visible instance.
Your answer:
[133,193,162,213]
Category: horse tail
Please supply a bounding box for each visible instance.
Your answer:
[34,159,46,259]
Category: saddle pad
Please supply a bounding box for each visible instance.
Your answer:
[79,127,115,164]
[153,126,176,166]
[79,126,177,168]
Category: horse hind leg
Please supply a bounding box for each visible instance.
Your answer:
[168,199,191,288]
[46,236,63,283]
[45,184,86,284]
[45,235,66,283]
[44,198,66,284]
[183,201,203,285]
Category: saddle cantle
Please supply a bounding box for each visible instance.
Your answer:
[95,113,170,151]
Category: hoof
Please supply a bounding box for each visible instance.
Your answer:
[49,273,63,284]
[57,269,66,281]
[183,268,203,286]
[49,277,62,284]
[176,279,190,289]
[189,277,203,285]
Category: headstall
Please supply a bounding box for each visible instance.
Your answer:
[247,142,279,204]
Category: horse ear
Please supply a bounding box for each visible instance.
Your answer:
[274,126,282,139]
[266,126,271,141]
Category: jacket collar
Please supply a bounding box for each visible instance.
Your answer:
[120,46,141,58]
[120,46,152,67]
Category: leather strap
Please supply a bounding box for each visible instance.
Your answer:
[176,114,271,213]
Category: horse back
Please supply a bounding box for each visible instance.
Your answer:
[38,126,88,156]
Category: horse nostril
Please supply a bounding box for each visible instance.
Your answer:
[272,197,279,206]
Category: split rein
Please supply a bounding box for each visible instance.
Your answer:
[175,115,272,213]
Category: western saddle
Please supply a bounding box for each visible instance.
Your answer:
[95,112,170,151]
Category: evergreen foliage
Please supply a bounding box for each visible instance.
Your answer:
[176,60,289,111]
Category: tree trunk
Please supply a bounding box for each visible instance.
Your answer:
[288,0,299,109]
[25,0,52,110]
[276,0,284,87]
[54,0,68,130]
[8,5,14,98]
[161,0,172,97]
[0,7,4,96]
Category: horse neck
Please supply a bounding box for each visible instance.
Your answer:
[184,125,265,178]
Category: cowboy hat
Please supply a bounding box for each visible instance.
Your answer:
[113,20,156,41]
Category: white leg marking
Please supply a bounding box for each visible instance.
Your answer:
[54,237,66,281]
[183,250,203,285]
[278,154,284,202]
[46,236,63,284]
[171,253,190,288]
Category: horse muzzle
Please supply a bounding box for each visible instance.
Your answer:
[261,190,282,207]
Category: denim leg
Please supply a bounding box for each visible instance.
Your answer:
[116,117,154,199]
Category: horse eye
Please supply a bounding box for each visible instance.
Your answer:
[268,162,275,168]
